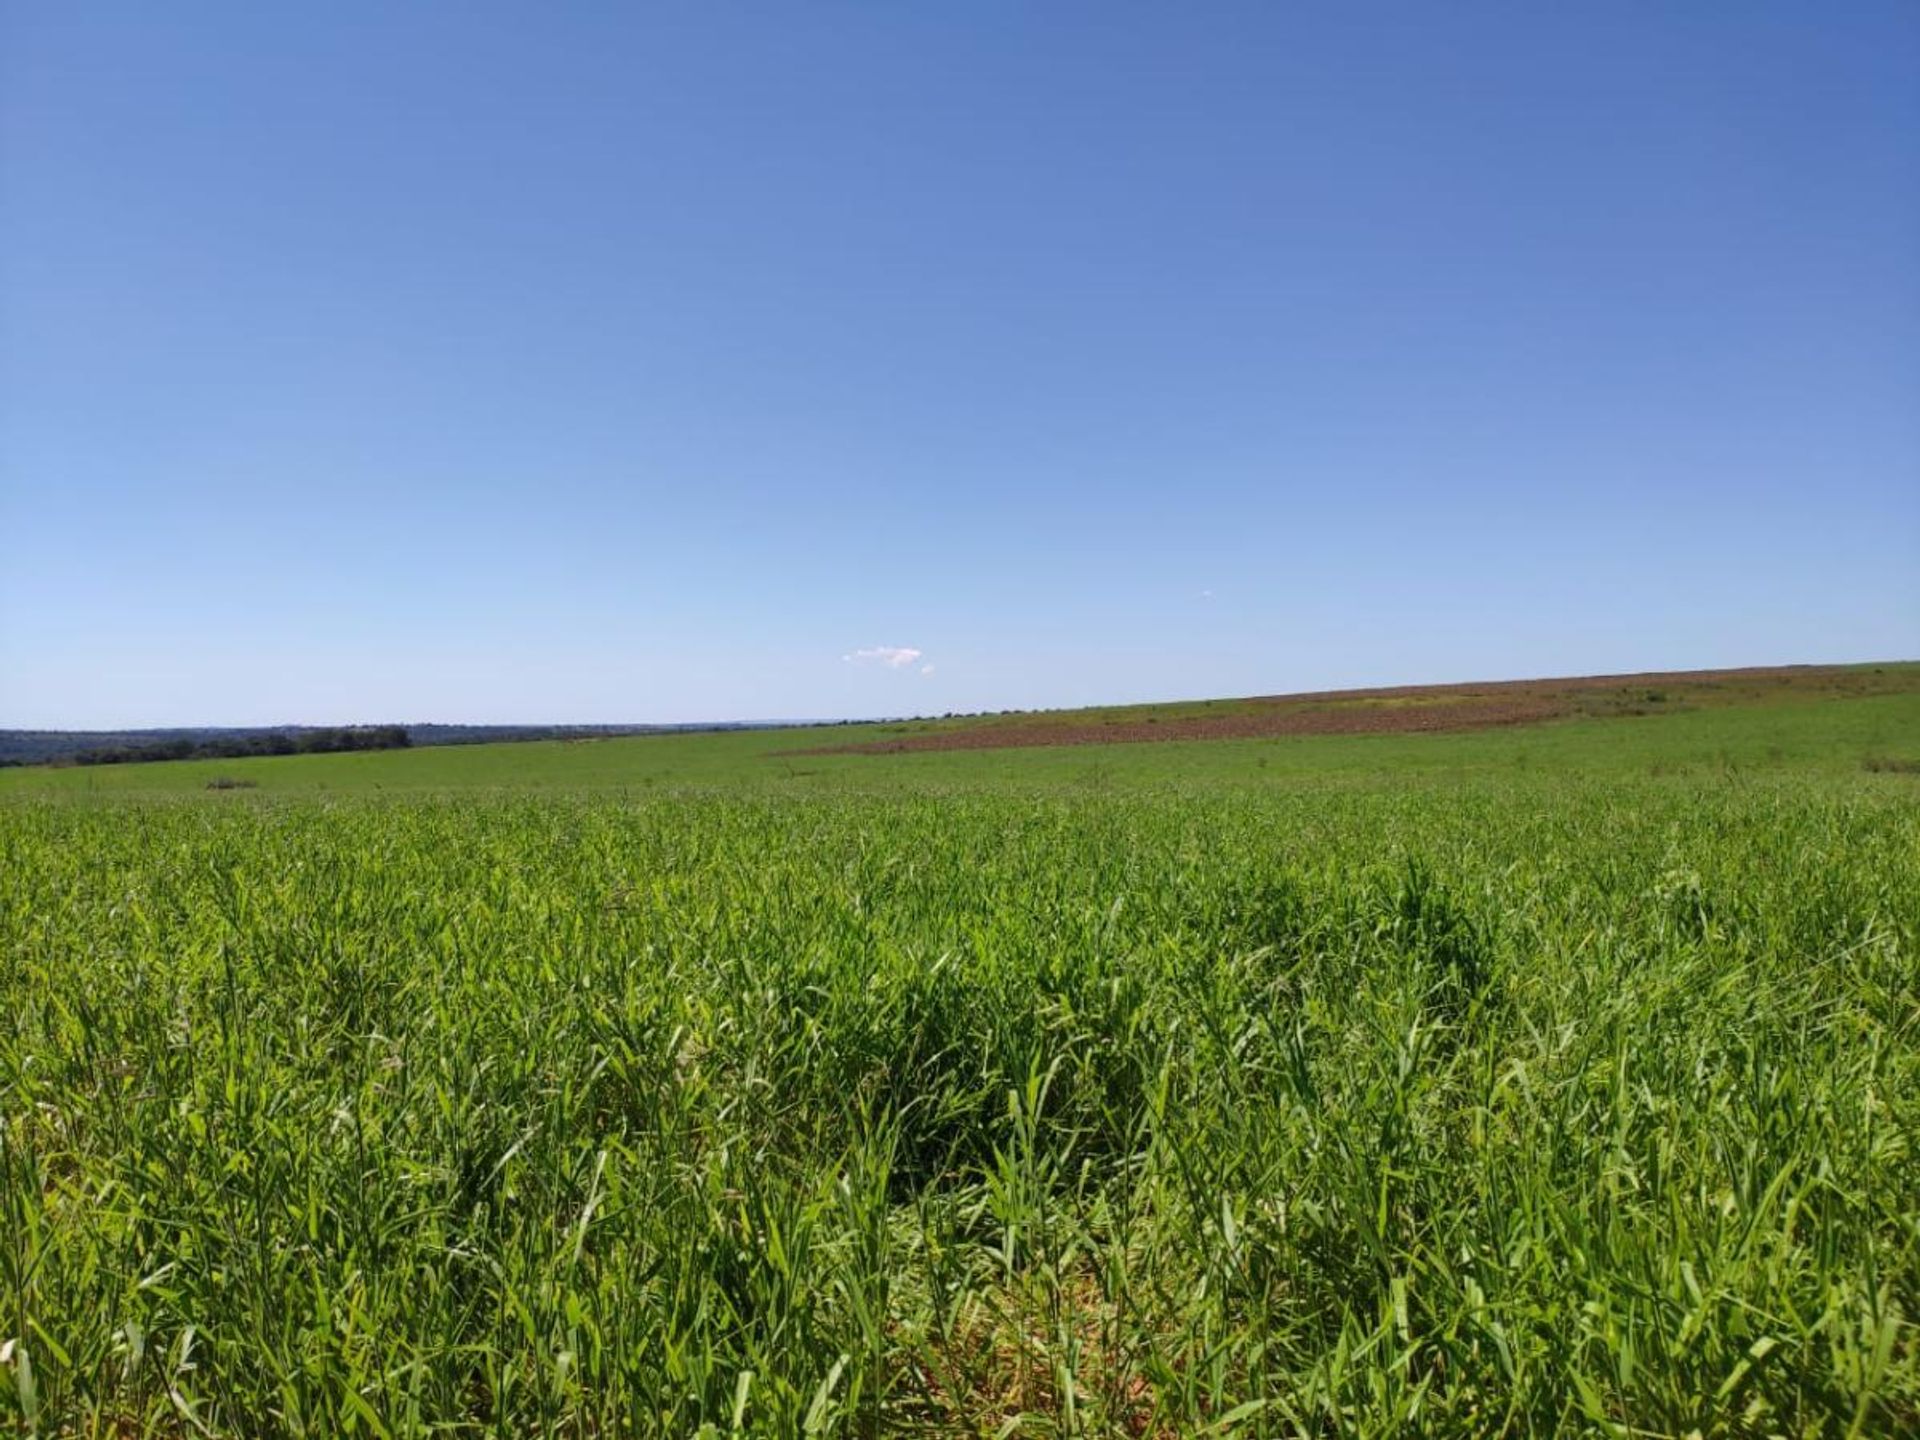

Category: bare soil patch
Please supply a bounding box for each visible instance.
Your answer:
[791,664,1894,757]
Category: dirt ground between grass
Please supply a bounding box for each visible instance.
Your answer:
[792,665,1897,756]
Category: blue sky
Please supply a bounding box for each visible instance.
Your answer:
[3,3,1915,727]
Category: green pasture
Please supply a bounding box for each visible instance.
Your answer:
[2,676,1916,797]
[2,672,1917,1435]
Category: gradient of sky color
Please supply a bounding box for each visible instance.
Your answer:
[3,2,1916,727]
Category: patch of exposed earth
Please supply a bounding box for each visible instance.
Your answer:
[790,664,1898,756]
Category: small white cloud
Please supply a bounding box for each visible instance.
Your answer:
[844,645,923,669]
[1199,588,1215,599]
[920,663,936,676]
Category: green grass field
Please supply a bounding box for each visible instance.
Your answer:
[4,667,1917,798]
[3,674,1917,1435]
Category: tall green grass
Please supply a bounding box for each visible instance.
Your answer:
[3,778,1916,1434]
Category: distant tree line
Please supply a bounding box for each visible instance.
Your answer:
[52,726,411,768]
[1,719,815,768]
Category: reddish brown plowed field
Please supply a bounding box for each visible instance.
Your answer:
[791,664,1890,756]
[802,695,1563,754]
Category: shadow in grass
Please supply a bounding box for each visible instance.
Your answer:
[1863,754,1920,774]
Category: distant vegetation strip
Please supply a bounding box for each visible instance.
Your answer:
[0,720,811,768]
[28,724,413,768]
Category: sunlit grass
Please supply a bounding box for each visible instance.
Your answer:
[3,771,1916,1435]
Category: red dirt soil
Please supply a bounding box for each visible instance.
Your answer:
[790,665,1881,756]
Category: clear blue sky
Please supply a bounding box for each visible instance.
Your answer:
[3,3,1916,727]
